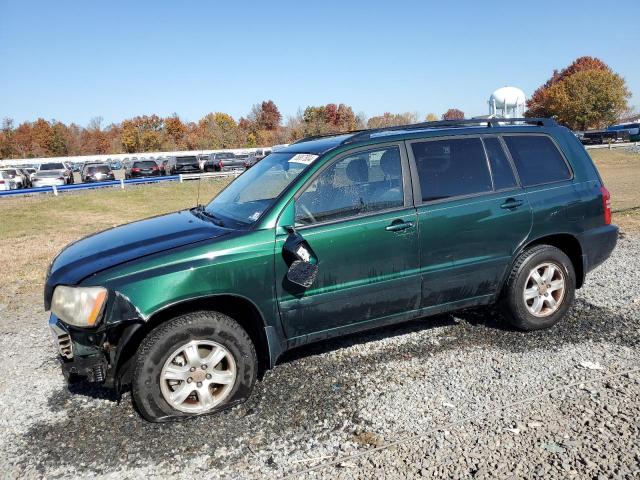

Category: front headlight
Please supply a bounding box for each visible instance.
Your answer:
[51,286,108,327]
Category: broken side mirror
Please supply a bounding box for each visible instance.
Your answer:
[282,226,318,288]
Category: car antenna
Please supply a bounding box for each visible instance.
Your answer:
[196,157,203,208]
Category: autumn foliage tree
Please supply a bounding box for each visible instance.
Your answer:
[302,103,360,136]
[526,56,630,130]
[442,108,465,120]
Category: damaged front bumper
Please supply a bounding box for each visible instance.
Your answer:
[49,315,110,383]
[47,290,146,388]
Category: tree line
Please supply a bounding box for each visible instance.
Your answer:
[0,102,448,159]
[0,56,632,159]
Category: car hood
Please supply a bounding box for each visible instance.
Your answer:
[44,209,231,309]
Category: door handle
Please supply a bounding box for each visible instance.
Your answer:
[500,198,524,209]
[385,221,415,232]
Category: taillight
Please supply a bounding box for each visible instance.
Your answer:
[132,167,140,172]
[0,180,4,184]
[152,165,158,170]
[219,161,224,169]
[600,186,611,225]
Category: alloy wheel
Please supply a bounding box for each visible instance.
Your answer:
[523,262,566,317]
[159,340,236,413]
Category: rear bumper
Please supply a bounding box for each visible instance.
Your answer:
[33,179,65,187]
[579,224,619,275]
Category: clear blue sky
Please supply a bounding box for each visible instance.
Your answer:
[1,0,638,126]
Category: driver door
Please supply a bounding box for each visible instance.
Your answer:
[275,144,421,340]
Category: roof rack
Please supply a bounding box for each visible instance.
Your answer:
[341,117,557,145]
[291,117,557,146]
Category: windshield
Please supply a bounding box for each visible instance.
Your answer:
[205,152,315,226]
[40,163,65,170]
[87,165,110,173]
[134,161,156,168]
[177,156,198,164]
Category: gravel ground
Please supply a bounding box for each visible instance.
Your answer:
[0,234,639,479]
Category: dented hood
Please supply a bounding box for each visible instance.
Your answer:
[44,209,230,309]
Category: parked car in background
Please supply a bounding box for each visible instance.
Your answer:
[235,153,250,166]
[81,163,116,183]
[110,160,123,171]
[0,168,26,188]
[0,170,17,190]
[197,154,209,171]
[38,162,73,184]
[32,170,67,188]
[16,168,33,187]
[203,152,244,172]
[157,157,169,175]
[24,167,37,185]
[165,155,201,175]
[254,148,272,161]
[125,160,161,179]
[243,154,259,169]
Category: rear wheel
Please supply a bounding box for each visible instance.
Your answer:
[132,311,257,422]
[501,245,575,330]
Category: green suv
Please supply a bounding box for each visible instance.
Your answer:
[45,118,617,421]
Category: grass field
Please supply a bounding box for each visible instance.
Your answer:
[1,149,639,306]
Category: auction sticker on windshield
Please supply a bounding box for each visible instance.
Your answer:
[288,154,318,165]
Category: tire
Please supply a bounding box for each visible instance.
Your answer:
[500,245,575,331]
[132,311,257,422]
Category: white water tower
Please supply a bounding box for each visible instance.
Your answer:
[489,86,526,118]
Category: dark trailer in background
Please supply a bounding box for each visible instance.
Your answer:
[607,122,640,142]
[581,129,630,145]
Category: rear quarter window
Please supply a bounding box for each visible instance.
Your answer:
[503,135,571,187]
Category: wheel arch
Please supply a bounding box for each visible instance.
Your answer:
[505,233,585,293]
[114,294,274,388]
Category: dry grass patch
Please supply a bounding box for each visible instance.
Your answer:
[589,148,640,233]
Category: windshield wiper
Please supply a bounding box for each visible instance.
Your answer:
[192,205,225,227]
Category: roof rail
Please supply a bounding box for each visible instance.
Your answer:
[291,117,557,146]
[341,117,557,145]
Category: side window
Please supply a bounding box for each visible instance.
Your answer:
[503,135,571,186]
[412,137,492,202]
[483,137,518,190]
[295,146,404,226]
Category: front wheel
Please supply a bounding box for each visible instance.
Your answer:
[501,245,575,331]
[132,311,257,422]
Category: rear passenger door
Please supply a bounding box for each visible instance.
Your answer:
[501,134,575,233]
[407,135,532,308]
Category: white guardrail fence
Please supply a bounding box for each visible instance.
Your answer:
[0,170,242,197]
[584,141,639,150]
